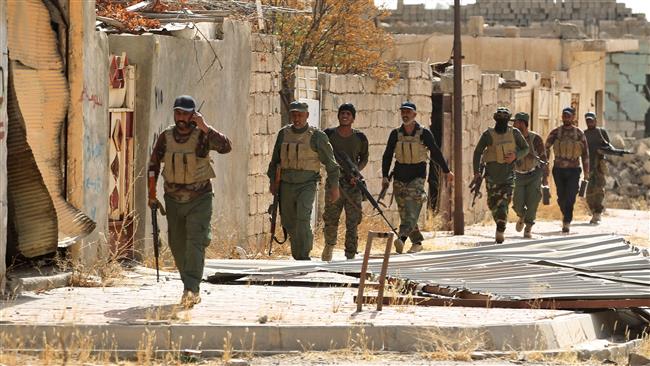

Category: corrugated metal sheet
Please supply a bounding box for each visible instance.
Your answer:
[205,234,650,302]
[6,0,95,257]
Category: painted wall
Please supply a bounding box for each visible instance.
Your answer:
[67,0,110,265]
[0,0,8,290]
[108,20,252,257]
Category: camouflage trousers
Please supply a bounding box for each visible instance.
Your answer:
[323,182,363,258]
[486,180,514,232]
[586,159,607,214]
[394,177,427,244]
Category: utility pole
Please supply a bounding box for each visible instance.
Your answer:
[453,0,464,235]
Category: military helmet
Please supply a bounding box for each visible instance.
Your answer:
[493,107,511,120]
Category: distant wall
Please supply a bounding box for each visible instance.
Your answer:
[109,20,253,256]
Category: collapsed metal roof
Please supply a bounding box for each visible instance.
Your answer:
[205,234,650,308]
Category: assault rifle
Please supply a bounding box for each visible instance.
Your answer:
[598,144,632,157]
[267,165,287,255]
[469,162,485,207]
[150,203,166,282]
[377,171,394,208]
[334,151,400,239]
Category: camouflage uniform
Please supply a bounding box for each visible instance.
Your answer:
[584,126,610,218]
[382,119,450,251]
[473,124,529,238]
[322,127,368,259]
[267,121,340,260]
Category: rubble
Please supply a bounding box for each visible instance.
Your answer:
[605,136,650,204]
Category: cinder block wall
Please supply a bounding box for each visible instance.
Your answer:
[246,34,283,251]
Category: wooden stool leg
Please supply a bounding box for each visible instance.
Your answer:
[356,231,374,312]
[376,233,394,311]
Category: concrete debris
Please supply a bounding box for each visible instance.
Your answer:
[606,137,650,203]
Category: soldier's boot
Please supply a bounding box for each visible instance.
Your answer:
[562,222,570,233]
[181,290,201,309]
[495,230,505,244]
[407,243,423,253]
[321,244,335,262]
[345,251,356,260]
[515,217,525,232]
[590,213,601,225]
[394,237,406,254]
[523,224,533,239]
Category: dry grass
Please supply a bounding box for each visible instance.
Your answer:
[413,327,484,361]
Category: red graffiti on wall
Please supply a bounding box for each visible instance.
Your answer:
[79,85,104,107]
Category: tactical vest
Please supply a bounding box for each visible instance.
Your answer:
[162,128,216,184]
[515,132,540,173]
[483,127,516,164]
[394,129,428,164]
[553,126,583,160]
[280,126,321,172]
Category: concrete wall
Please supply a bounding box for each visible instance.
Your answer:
[66,0,110,266]
[108,20,253,256]
[389,35,564,75]
[247,34,282,251]
[605,40,650,138]
[0,0,7,289]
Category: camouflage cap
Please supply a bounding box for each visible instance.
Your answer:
[289,101,309,112]
[514,112,529,122]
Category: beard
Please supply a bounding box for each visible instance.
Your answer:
[494,119,509,133]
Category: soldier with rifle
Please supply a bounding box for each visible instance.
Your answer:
[583,112,631,224]
[148,95,232,308]
[321,103,369,261]
[512,112,548,238]
[381,102,454,254]
[267,101,340,260]
[472,107,529,243]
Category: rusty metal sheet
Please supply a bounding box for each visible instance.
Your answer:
[6,0,95,257]
[205,234,650,306]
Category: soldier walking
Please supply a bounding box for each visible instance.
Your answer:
[267,101,340,260]
[148,95,232,307]
[321,104,369,261]
[583,112,610,224]
[472,107,529,243]
[512,112,548,238]
[545,107,590,233]
[382,102,454,254]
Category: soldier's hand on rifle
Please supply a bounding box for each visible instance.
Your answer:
[542,177,549,186]
[270,182,277,195]
[328,186,340,203]
[445,171,455,185]
[148,197,163,210]
[382,177,390,191]
[503,152,516,164]
[473,172,482,182]
[348,177,358,186]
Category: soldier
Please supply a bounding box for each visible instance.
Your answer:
[267,101,340,260]
[321,103,369,261]
[512,112,549,238]
[545,107,590,233]
[382,101,454,254]
[148,95,232,307]
[583,112,610,224]
[472,107,529,243]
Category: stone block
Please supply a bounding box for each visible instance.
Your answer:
[462,64,482,81]
[409,78,433,95]
[462,80,479,96]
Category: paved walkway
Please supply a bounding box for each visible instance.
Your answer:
[1,209,648,356]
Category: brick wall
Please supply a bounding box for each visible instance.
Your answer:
[246,34,282,251]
